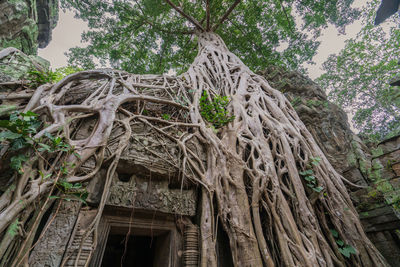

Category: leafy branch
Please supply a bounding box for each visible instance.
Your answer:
[200,91,235,128]
[0,111,86,203]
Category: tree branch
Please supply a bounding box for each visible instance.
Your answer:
[164,0,205,31]
[277,0,294,34]
[211,0,241,31]
[144,18,194,35]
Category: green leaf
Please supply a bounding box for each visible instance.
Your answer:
[339,247,351,258]
[330,229,338,238]
[345,245,357,255]
[300,170,313,175]
[304,176,315,182]
[0,120,11,128]
[9,112,19,122]
[38,143,52,152]
[310,156,321,162]
[72,183,82,189]
[161,114,171,120]
[10,138,28,150]
[338,245,356,258]
[312,186,324,193]
[10,154,29,173]
[54,137,62,145]
[0,131,22,140]
[44,132,54,140]
[336,239,344,247]
[22,111,38,117]
[49,195,60,199]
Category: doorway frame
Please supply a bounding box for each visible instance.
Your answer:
[89,207,183,267]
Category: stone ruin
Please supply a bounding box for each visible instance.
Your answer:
[0,3,400,264]
[0,53,398,265]
[261,66,400,265]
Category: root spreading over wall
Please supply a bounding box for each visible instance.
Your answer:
[0,33,388,266]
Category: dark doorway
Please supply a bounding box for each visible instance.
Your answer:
[101,234,156,267]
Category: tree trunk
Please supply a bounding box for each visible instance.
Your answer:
[0,33,388,266]
[184,32,387,266]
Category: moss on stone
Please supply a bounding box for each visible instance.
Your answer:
[0,50,49,82]
[371,147,384,158]
[347,152,358,168]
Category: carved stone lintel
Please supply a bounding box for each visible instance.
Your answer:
[107,175,197,216]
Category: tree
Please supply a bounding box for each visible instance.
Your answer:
[60,0,360,74]
[317,0,400,141]
[0,1,388,266]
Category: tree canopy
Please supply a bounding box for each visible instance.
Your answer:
[61,0,360,74]
[317,0,400,141]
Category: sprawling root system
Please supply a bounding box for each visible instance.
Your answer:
[0,33,387,266]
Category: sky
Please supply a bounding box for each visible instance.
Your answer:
[38,0,369,80]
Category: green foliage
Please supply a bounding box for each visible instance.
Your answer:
[60,0,359,74]
[161,113,171,120]
[317,0,400,141]
[0,111,41,173]
[339,245,357,258]
[0,111,78,172]
[52,66,83,82]
[330,228,357,258]
[299,156,323,193]
[371,147,384,158]
[290,96,302,108]
[27,69,58,87]
[53,180,88,204]
[7,219,19,237]
[0,111,88,205]
[392,194,400,211]
[27,66,82,87]
[199,91,235,128]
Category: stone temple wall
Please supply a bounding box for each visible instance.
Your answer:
[357,135,400,264]
[0,0,59,55]
[261,66,400,266]
[1,15,399,262]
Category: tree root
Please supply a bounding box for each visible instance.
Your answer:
[0,32,388,267]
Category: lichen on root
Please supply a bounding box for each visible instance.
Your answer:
[0,32,388,266]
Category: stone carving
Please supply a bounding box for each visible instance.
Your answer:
[29,200,81,267]
[107,175,197,216]
[62,209,97,267]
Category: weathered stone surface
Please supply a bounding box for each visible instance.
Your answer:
[37,0,59,48]
[368,230,400,265]
[29,200,81,267]
[379,135,400,154]
[393,163,400,176]
[62,209,97,267]
[107,174,197,216]
[261,66,400,265]
[260,66,370,179]
[342,167,368,187]
[0,0,58,55]
[0,47,49,83]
